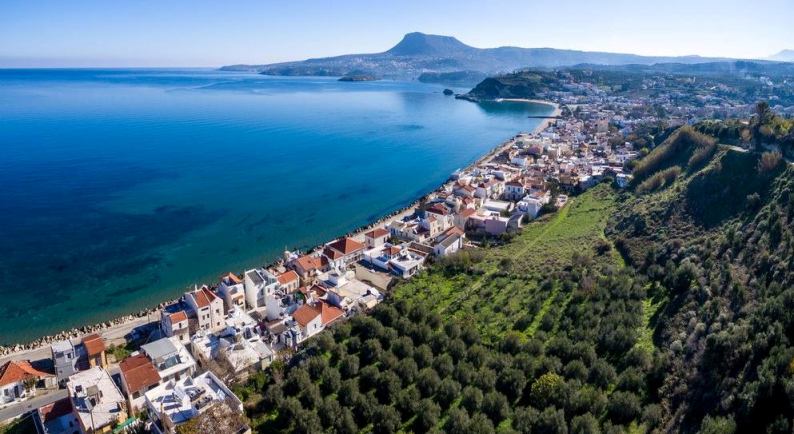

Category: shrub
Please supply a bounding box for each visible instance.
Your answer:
[758,150,783,173]
[687,141,717,170]
[636,166,682,194]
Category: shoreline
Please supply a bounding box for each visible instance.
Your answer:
[0,98,559,361]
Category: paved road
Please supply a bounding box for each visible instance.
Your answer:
[0,314,157,366]
[0,389,68,423]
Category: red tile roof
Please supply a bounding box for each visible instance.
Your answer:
[277,270,299,285]
[120,354,160,393]
[170,311,188,323]
[38,398,73,423]
[365,228,389,239]
[323,247,344,260]
[294,255,326,273]
[320,302,345,325]
[327,237,365,255]
[193,287,219,309]
[0,360,52,387]
[292,304,320,327]
[82,334,106,356]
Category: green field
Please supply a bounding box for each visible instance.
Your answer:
[394,184,620,342]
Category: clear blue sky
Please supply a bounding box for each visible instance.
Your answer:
[1,0,791,67]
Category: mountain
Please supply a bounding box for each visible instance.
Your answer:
[769,49,794,62]
[221,32,732,80]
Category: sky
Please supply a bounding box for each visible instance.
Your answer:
[1,0,792,67]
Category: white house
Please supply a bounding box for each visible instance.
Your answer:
[141,337,196,383]
[144,371,245,434]
[364,227,390,249]
[433,228,465,257]
[68,367,128,434]
[243,268,278,311]
[291,302,344,345]
[0,360,55,407]
[160,306,190,345]
[217,273,246,312]
[185,286,225,334]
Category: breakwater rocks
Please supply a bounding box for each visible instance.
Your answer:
[0,300,173,357]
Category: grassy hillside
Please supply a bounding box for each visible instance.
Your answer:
[232,128,794,433]
[236,185,662,433]
[394,184,621,341]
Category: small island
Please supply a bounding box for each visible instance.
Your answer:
[443,88,454,96]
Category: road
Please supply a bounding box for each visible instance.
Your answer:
[0,314,157,366]
[0,389,68,423]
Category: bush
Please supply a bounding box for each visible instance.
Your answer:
[636,166,682,194]
[687,141,717,170]
[607,391,641,425]
[758,151,783,173]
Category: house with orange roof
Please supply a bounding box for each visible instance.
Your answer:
[0,360,55,406]
[276,270,299,293]
[323,237,365,269]
[160,302,191,345]
[119,353,161,414]
[291,254,330,281]
[82,333,108,369]
[288,301,345,347]
[185,286,225,333]
[364,227,390,249]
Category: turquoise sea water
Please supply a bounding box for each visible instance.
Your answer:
[0,69,552,344]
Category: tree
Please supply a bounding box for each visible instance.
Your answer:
[340,354,360,378]
[414,399,441,432]
[396,386,420,418]
[372,405,402,434]
[432,353,455,378]
[570,413,600,434]
[468,412,496,434]
[417,367,441,397]
[361,338,383,364]
[396,357,419,384]
[334,408,358,434]
[436,378,462,409]
[535,406,568,434]
[530,372,566,408]
[461,385,484,413]
[497,368,528,402]
[513,406,539,433]
[445,407,471,434]
[699,415,736,434]
[482,391,510,423]
[607,391,641,425]
[359,365,380,392]
[320,366,341,395]
[376,371,402,404]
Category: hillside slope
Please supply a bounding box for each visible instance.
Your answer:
[232,128,794,433]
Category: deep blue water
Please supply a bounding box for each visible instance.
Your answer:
[0,69,551,344]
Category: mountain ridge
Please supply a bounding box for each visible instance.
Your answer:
[220,32,734,80]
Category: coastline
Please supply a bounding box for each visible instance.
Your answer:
[0,98,559,362]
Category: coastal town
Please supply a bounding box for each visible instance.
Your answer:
[2,65,785,433]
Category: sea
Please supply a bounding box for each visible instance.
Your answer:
[0,68,552,344]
